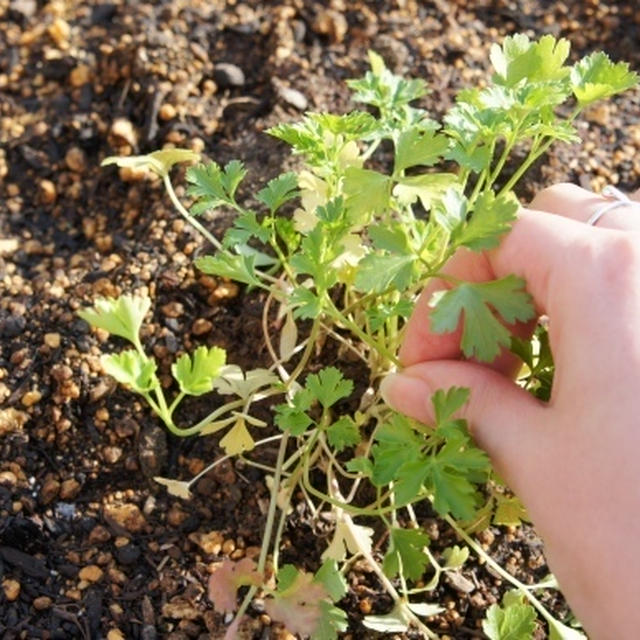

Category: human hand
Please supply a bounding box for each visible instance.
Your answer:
[381,183,640,638]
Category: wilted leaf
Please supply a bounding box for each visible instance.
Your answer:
[154,477,193,500]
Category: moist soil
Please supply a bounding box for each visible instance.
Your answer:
[1,1,639,639]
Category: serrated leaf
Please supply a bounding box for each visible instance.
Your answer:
[354,253,417,294]
[274,388,314,436]
[432,187,467,235]
[290,287,324,319]
[312,601,348,640]
[395,127,450,173]
[345,456,373,477]
[343,167,391,221]
[78,294,150,347]
[314,559,348,601]
[219,416,255,455]
[432,387,470,426]
[571,51,638,105]
[490,34,571,87]
[452,190,519,251]
[305,367,353,409]
[213,365,279,400]
[223,211,271,246]
[483,590,537,640]
[171,345,226,396]
[442,545,470,570]
[195,252,263,288]
[153,477,193,500]
[186,160,247,214]
[102,350,158,394]
[256,172,299,213]
[322,518,374,562]
[430,462,482,520]
[371,414,424,487]
[494,495,529,527]
[429,276,535,363]
[208,558,261,614]
[382,527,430,581]
[366,299,413,332]
[265,567,328,638]
[326,416,360,452]
[102,148,200,176]
[393,173,458,210]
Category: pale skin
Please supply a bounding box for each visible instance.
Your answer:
[381,184,640,638]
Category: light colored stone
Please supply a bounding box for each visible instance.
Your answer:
[2,579,20,601]
[79,565,103,583]
[104,503,146,533]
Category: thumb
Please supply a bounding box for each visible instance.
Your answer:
[380,361,547,491]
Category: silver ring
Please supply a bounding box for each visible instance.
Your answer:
[587,185,640,226]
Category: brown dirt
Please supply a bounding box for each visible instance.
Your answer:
[0,1,638,638]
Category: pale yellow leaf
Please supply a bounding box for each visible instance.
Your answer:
[154,476,193,500]
[279,311,298,363]
[219,417,255,455]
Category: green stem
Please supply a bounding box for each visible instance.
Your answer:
[163,174,223,250]
[325,297,400,367]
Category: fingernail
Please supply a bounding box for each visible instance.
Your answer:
[380,371,434,424]
[379,373,399,408]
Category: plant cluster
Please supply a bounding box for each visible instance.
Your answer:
[80,35,636,639]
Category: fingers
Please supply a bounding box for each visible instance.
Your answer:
[381,361,547,491]
[530,183,640,231]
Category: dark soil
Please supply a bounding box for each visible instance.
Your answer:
[0,1,638,639]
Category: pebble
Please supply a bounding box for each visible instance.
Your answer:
[103,502,147,533]
[40,477,60,504]
[59,478,81,500]
[65,146,86,173]
[89,524,112,544]
[44,332,61,348]
[193,530,223,555]
[0,408,29,436]
[79,565,104,582]
[10,0,37,18]
[214,63,245,88]
[191,318,212,335]
[2,579,20,601]
[69,64,91,87]
[277,85,308,111]
[116,543,141,565]
[109,118,138,148]
[33,596,52,610]
[102,446,123,464]
[22,389,42,407]
[159,103,176,121]
[107,630,125,640]
[48,18,70,48]
[0,471,17,487]
[39,179,57,204]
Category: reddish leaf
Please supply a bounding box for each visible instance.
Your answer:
[208,558,261,614]
[264,570,329,637]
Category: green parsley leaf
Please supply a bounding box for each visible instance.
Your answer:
[452,190,519,251]
[571,51,638,105]
[78,294,150,348]
[256,172,299,213]
[393,173,459,210]
[354,253,417,294]
[343,167,391,221]
[371,414,424,487]
[171,345,226,396]
[195,252,264,288]
[314,559,348,601]
[483,590,537,640]
[290,287,324,320]
[186,160,247,214]
[274,388,314,436]
[305,367,353,409]
[429,276,535,362]
[312,601,349,640]
[432,387,470,426]
[102,350,158,394]
[383,527,430,581]
[366,299,413,332]
[223,211,271,246]
[490,34,571,87]
[394,127,450,174]
[326,416,360,452]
